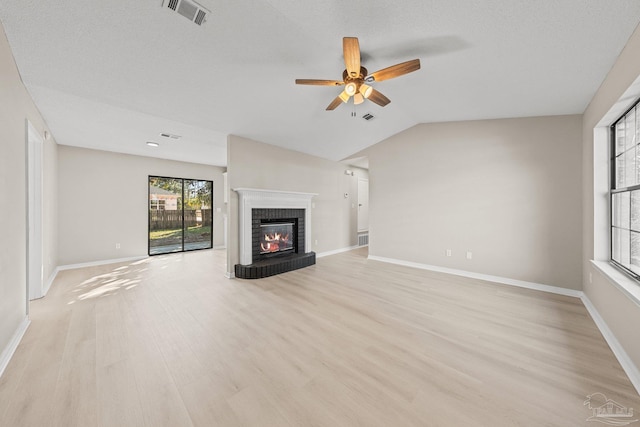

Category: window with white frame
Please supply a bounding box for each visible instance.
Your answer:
[150,199,166,210]
[611,98,640,278]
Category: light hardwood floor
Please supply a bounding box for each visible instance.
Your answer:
[0,248,638,426]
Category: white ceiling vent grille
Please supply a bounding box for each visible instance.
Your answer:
[164,0,210,26]
[362,113,375,121]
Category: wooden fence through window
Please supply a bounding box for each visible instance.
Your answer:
[149,209,212,230]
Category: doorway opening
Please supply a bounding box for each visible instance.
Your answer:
[358,178,369,244]
[148,176,213,255]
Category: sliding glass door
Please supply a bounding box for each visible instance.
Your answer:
[149,176,213,255]
[183,179,213,251]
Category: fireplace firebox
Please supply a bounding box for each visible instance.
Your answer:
[251,208,305,263]
[259,220,295,255]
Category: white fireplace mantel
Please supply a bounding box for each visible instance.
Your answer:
[234,188,317,265]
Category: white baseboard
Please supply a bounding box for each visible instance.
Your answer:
[581,294,640,395]
[58,255,148,271]
[317,245,361,258]
[367,255,582,298]
[367,254,640,395]
[0,317,30,379]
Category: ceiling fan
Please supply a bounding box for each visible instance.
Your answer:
[295,37,421,111]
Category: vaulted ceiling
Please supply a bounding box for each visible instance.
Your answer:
[1,1,640,166]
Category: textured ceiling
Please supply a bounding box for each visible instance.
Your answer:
[1,0,640,167]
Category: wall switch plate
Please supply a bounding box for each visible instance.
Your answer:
[116,243,121,249]
[466,251,472,259]
[446,249,452,257]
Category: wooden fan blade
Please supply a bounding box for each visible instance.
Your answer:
[326,96,344,111]
[295,79,345,86]
[343,37,361,78]
[368,89,391,107]
[369,59,420,82]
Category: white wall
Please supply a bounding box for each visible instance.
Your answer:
[0,22,57,366]
[58,145,225,266]
[226,135,364,276]
[583,23,640,373]
[363,116,583,290]
[43,131,58,289]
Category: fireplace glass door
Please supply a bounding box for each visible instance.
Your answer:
[260,222,295,255]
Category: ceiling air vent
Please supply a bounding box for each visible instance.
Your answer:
[160,132,181,140]
[164,0,210,26]
[362,113,375,121]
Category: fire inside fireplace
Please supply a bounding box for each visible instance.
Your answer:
[260,222,295,255]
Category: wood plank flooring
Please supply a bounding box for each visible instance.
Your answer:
[1,248,638,426]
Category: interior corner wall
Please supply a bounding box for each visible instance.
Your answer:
[43,129,59,289]
[0,21,58,361]
[57,146,225,266]
[582,23,640,373]
[226,135,361,276]
[364,115,583,290]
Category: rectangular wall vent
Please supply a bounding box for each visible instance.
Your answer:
[362,113,374,121]
[358,233,369,246]
[164,0,210,26]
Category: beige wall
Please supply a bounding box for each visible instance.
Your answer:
[583,24,640,372]
[0,23,58,358]
[43,132,58,288]
[363,116,583,290]
[58,146,225,265]
[226,135,365,276]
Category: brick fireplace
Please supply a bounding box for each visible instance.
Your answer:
[234,188,317,279]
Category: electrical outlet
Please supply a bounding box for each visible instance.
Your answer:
[466,251,472,260]
[315,239,318,245]
[115,243,121,249]
[446,249,452,257]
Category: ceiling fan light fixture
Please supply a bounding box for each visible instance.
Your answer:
[345,82,357,96]
[295,37,421,112]
[359,83,373,98]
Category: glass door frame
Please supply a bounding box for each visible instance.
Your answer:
[148,175,213,255]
